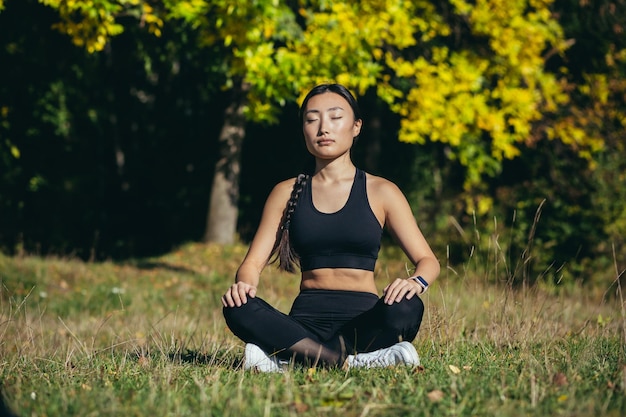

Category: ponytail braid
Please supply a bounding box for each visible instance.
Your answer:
[270,173,309,273]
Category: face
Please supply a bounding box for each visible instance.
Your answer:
[302,92,362,159]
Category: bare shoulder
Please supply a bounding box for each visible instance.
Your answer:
[266,177,299,207]
[364,172,404,201]
[273,177,299,193]
[274,176,303,196]
[364,172,410,223]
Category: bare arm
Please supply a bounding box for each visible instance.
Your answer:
[371,178,440,304]
[221,179,294,307]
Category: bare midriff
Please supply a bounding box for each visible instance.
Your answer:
[300,268,378,295]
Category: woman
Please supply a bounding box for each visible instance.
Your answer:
[222,84,440,371]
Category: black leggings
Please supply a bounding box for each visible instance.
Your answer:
[223,289,424,364]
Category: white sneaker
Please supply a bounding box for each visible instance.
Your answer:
[243,344,285,373]
[345,341,420,369]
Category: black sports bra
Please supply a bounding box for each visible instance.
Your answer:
[290,169,383,272]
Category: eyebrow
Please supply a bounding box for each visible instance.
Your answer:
[304,106,345,115]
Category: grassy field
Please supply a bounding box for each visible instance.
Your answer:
[0,242,624,417]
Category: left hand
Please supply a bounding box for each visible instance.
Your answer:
[383,278,422,305]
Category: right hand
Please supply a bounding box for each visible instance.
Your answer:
[221,282,257,308]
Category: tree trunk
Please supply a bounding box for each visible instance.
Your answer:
[203,81,248,244]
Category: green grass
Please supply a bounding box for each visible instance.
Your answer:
[1,242,624,417]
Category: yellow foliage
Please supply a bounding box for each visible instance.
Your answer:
[39,0,164,52]
[379,0,591,199]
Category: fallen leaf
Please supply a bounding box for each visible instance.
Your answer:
[448,364,461,374]
[552,372,568,387]
[138,355,151,368]
[411,365,425,374]
[427,389,445,402]
[290,401,309,413]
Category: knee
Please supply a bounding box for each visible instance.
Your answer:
[389,295,424,316]
[223,297,262,325]
[382,296,424,330]
[406,295,424,318]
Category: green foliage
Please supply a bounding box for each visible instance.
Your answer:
[163,0,303,123]
[550,0,626,262]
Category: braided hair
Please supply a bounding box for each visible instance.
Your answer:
[269,173,309,272]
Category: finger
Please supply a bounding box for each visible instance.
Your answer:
[405,287,416,300]
[394,287,408,303]
[229,285,242,307]
[221,295,228,307]
[237,285,249,305]
[402,284,418,301]
[384,285,400,304]
[384,279,403,304]
[396,281,415,302]
[248,287,257,298]
[222,290,235,308]
[383,285,393,303]
[383,281,396,301]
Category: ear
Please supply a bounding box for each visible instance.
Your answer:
[352,118,363,138]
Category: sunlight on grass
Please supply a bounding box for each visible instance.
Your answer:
[1,238,625,416]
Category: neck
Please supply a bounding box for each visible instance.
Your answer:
[314,158,356,182]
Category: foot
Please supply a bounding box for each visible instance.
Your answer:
[243,344,285,373]
[345,341,420,369]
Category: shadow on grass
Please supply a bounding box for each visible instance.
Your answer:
[166,349,242,370]
[129,261,199,275]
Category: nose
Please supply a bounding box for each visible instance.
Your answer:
[317,117,329,136]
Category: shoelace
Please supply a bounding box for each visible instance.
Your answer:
[355,351,397,367]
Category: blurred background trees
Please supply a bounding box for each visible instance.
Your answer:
[0,0,624,285]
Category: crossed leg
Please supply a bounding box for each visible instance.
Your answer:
[223,294,424,368]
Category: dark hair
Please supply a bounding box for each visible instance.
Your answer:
[269,173,309,272]
[270,84,362,272]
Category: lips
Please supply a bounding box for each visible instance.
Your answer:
[316,139,334,145]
